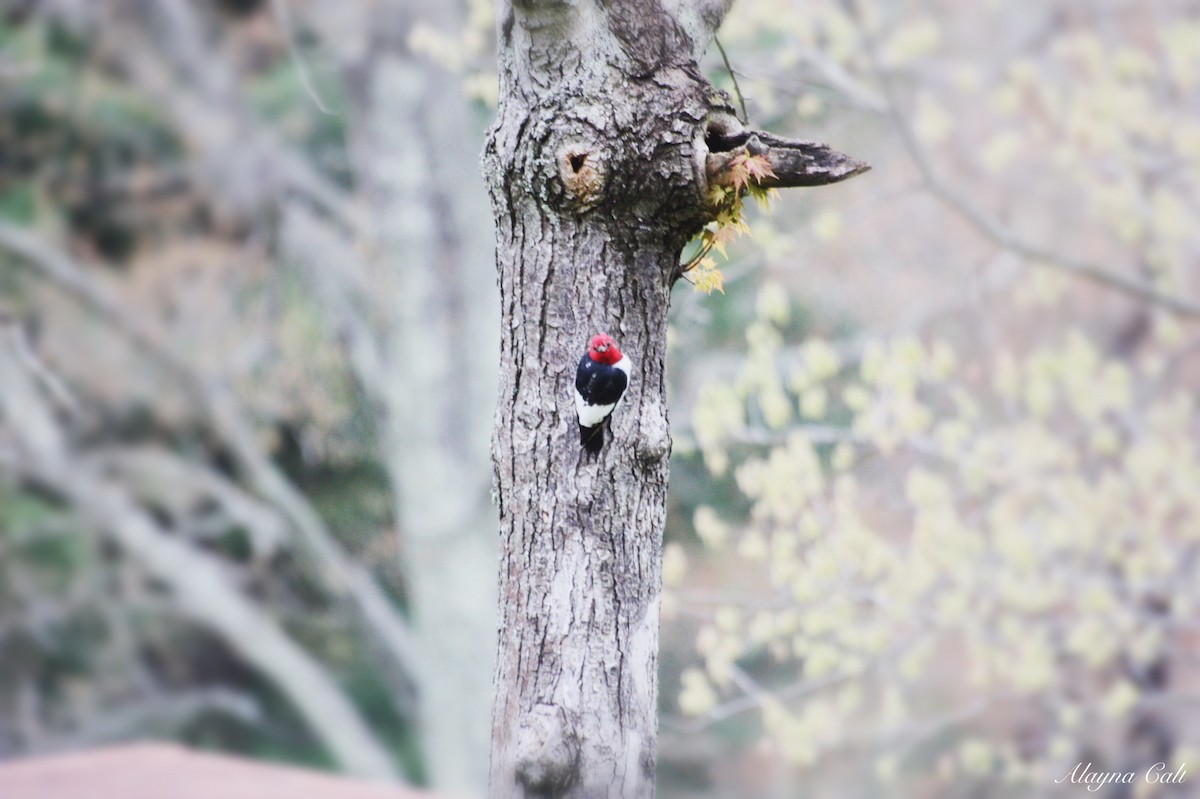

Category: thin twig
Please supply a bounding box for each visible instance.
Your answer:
[4,321,80,416]
[714,35,749,124]
[679,236,716,275]
[271,0,339,116]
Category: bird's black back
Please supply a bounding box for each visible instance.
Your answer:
[576,354,628,405]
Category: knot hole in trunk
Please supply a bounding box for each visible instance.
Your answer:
[515,703,580,796]
[557,143,605,211]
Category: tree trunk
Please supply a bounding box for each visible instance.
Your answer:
[483,4,720,797]
[485,209,678,797]
[483,2,865,795]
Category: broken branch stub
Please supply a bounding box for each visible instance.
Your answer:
[705,116,870,191]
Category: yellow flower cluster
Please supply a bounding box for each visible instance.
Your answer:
[682,310,1200,785]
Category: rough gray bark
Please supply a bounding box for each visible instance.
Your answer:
[482,1,865,797]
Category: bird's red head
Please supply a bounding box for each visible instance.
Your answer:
[588,333,623,365]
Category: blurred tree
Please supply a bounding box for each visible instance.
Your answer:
[280,1,500,790]
[0,0,499,790]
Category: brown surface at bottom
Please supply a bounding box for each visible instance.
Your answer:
[0,743,435,799]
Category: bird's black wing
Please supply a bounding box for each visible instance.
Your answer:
[576,354,594,395]
[577,357,627,406]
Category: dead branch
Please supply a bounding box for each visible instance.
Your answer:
[705,115,871,190]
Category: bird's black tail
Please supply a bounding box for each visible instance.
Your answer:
[580,423,605,455]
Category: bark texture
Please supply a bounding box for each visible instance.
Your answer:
[483,2,865,796]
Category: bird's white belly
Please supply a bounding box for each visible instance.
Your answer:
[576,394,617,427]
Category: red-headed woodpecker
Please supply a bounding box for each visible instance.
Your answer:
[575,333,630,455]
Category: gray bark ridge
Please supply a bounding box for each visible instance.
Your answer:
[483,2,865,797]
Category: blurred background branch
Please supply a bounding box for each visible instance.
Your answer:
[0,0,496,789]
